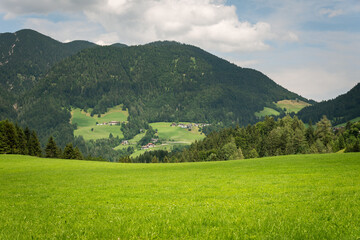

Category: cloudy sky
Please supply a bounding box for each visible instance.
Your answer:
[1,0,359,101]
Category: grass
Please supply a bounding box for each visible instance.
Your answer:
[71,105,128,140]
[276,99,311,113]
[150,122,205,143]
[114,122,205,157]
[255,107,280,118]
[1,153,360,239]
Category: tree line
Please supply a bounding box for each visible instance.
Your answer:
[0,120,92,160]
[124,115,360,163]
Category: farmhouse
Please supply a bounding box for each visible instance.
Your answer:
[108,121,120,126]
[141,143,155,150]
[121,140,129,145]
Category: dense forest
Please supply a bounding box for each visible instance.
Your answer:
[0,29,97,127]
[0,119,114,161]
[298,83,360,124]
[127,116,360,163]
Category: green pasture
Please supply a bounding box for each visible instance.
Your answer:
[1,153,360,239]
[71,105,128,140]
[275,100,311,113]
[255,107,280,118]
[150,122,205,143]
[129,143,189,158]
[75,125,124,141]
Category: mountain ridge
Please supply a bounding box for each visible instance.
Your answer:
[1,29,308,147]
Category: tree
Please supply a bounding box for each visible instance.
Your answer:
[315,115,334,147]
[163,155,170,163]
[73,147,84,160]
[248,148,259,159]
[45,136,60,158]
[63,143,75,159]
[151,155,159,163]
[28,131,42,157]
[15,124,27,155]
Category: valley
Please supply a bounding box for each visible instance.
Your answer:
[71,105,205,157]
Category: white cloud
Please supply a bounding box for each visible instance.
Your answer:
[319,8,344,18]
[83,0,281,52]
[268,68,354,101]
[0,0,298,52]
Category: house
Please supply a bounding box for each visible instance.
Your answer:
[141,143,155,150]
[121,140,129,145]
[108,121,120,126]
[170,122,177,127]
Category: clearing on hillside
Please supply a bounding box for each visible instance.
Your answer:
[70,105,128,140]
[276,99,311,113]
[1,153,359,239]
[255,107,280,118]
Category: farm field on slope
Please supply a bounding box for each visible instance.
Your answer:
[71,106,128,140]
[1,153,360,239]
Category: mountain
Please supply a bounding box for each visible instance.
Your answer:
[0,29,309,147]
[298,83,360,124]
[0,29,97,119]
[19,41,307,145]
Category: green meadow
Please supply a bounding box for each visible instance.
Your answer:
[255,107,280,118]
[71,106,128,140]
[1,153,360,239]
[276,100,311,114]
[255,100,311,118]
[150,122,205,143]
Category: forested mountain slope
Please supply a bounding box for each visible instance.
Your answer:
[18,40,307,145]
[0,29,97,120]
[298,83,360,124]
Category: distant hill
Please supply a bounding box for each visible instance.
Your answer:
[0,29,308,147]
[19,40,308,144]
[0,29,97,120]
[298,83,360,124]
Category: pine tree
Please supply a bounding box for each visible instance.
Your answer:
[63,143,75,159]
[15,124,27,155]
[28,131,42,157]
[73,147,84,160]
[1,120,17,154]
[45,136,60,158]
[151,155,159,163]
[163,155,170,163]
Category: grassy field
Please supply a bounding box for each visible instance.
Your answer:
[150,122,205,143]
[114,122,205,157]
[275,99,311,113]
[71,106,128,140]
[1,153,360,239]
[255,107,280,118]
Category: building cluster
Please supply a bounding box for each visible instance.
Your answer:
[96,121,122,126]
[141,143,155,150]
[170,122,210,129]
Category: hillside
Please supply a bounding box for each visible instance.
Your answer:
[1,153,359,239]
[298,83,360,124]
[16,36,306,146]
[0,29,97,120]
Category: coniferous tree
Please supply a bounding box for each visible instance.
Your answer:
[45,136,60,158]
[15,124,27,155]
[28,131,42,157]
[63,143,75,159]
[73,147,84,160]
